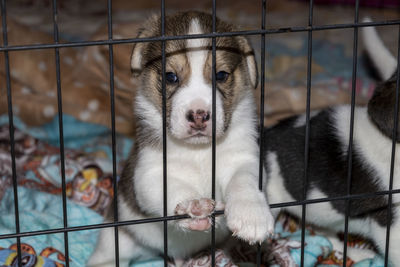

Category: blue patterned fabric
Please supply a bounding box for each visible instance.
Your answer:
[0,187,103,266]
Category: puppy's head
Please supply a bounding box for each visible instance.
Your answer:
[368,72,400,142]
[131,11,257,145]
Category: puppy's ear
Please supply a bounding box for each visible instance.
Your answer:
[368,73,400,141]
[130,30,147,77]
[236,36,258,89]
[130,15,160,77]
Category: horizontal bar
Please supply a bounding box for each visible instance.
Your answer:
[0,212,209,239]
[0,20,399,52]
[1,188,399,240]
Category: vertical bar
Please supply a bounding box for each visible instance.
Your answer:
[161,0,168,266]
[342,1,359,265]
[300,0,313,266]
[257,0,267,266]
[383,26,400,267]
[106,0,120,266]
[0,1,22,266]
[211,1,217,267]
[51,1,70,266]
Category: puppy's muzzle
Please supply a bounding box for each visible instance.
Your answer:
[186,109,210,131]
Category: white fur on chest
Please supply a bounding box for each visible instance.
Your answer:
[135,93,260,213]
[121,93,261,258]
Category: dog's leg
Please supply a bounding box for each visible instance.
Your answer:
[174,198,218,231]
[87,224,154,267]
[168,181,217,231]
[223,169,275,244]
[361,17,397,80]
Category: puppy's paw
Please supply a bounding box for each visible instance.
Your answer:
[225,194,274,244]
[175,198,216,231]
[175,198,216,218]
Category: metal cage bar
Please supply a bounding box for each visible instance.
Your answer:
[1,0,400,266]
[383,25,400,267]
[1,187,400,238]
[300,1,314,266]
[1,189,400,238]
[342,1,360,265]
[161,0,169,266]
[1,20,400,52]
[1,1,22,266]
[51,0,70,266]
[257,0,267,266]
[211,1,217,266]
[105,0,120,266]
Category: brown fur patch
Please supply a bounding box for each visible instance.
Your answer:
[130,11,258,145]
[110,142,155,219]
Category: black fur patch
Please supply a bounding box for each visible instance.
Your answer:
[263,109,393,226]
[368,72,400,143]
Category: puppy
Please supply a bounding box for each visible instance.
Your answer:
[87,11,274,267]
[263,25,399,264]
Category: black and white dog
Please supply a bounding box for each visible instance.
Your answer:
[263,24,399,264]
[87,11,274,267]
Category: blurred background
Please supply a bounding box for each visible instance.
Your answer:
[0,2,400,266]
[0,0,399,135]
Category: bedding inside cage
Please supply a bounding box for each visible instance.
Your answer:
[0,0,399,266]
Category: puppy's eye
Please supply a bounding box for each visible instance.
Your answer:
[166,72,179,84]
[216,71,229,82]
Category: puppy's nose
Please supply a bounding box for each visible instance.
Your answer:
[186,109,210,130]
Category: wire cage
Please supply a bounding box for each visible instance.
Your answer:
[1,0,400,266]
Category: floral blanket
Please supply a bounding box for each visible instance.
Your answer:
[0,114,131,266]
[0,115,387,267]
